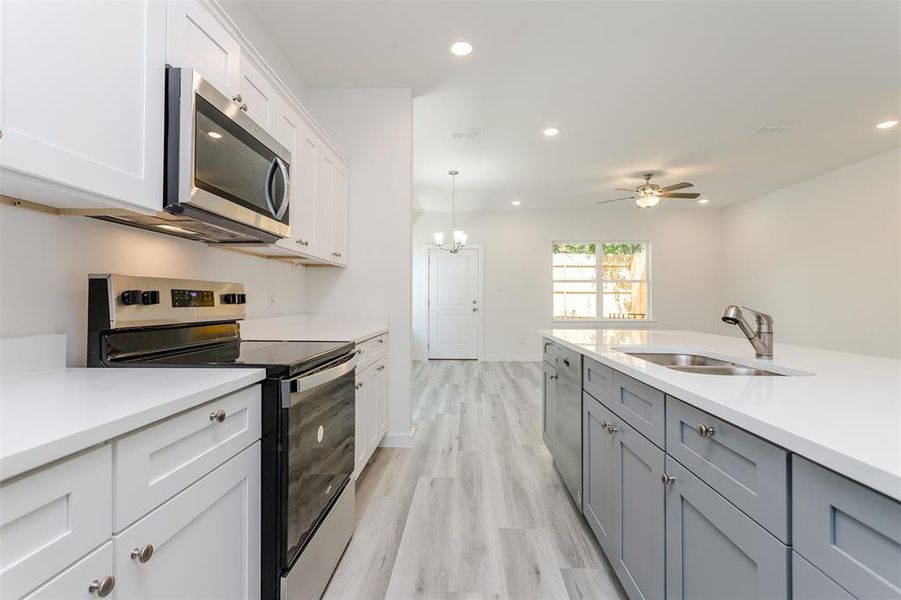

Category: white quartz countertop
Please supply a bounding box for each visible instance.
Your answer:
[538,328,901,501]
[240,313,388,344]
[0,367,265,481]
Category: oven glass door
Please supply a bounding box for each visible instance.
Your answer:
[193,95,289,226]
[283,358,355,568]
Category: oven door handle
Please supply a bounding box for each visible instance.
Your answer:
[287,350,361,399]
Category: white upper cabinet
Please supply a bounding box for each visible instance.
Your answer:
[317,149,336,259]
[166,0,240,98]
[274,99,321,257]
[239,57,277,135]
[332,161,349,265]
[0,0,165,212]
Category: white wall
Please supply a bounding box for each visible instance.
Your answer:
[0,205,307,366]
[721,148,900,358]
[412,207,725,360]
[303,88,415,445]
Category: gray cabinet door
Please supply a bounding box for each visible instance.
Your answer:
[555,347,583,506]
[793,456,901,599]
[583,356,613,403]
[610,413,665,600]
[611,371,665,448]
[542,361,557,452]
[793,552,856,600]
[665,396,789,542]
[583,392,617,557]
[664,457,789,600]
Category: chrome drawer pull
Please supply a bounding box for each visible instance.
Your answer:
[89,576,115,597]
[696,423,715,437]
[131,544,154,564]
[210,409,226,423]
[605,424,618,434]
[661,474,676,486]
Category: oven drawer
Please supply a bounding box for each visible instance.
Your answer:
[357,333,388,371]
[0,446,112,600]
[113,384,261,531]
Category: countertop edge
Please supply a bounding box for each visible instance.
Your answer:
[540,331,901,502]
[0,369,266,482]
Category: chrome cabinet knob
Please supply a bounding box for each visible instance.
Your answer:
[240,103,248,111]
[296,239,309,246]
[661,474,676,486]
[472,307,478,312]
[232,94,244,102]
[601,421,610,429]
[209,410,226,423]
[355,382,363,390]
[605,424,618,434]
[88,576,115,597]
[131,544,154,563]
[696,423,715,437]
[378,339,384,344]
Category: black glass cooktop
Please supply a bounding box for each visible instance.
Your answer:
[130,340,353,377]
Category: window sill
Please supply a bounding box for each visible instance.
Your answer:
[549,319,657,325]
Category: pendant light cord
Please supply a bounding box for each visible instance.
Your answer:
[451,172,456,231]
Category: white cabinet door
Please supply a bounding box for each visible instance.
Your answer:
[353,369,368,478]
[239,57,277,135]
[23,542,115,600]
[364,365,378,455]
[0,0,165,212]
[375,361,388,442]
[332,161,349,264]
[114,442,261,600]
[274,101,320,257]
[166,0,241,98]
[317,149,336,261]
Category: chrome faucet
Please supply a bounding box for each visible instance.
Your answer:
[721,305,774,358]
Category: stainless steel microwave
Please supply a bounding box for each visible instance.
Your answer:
[162,66,291,243]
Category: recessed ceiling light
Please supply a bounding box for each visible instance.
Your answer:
[450,41,472,56]
[207,131,223,139]
[876,120,898,129]
[511,200,521,206]
[698,198,709,205]
[543,127,560,137]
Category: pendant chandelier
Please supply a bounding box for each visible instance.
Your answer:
[433,169,467,253]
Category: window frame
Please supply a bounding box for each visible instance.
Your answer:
[551,239,652,322]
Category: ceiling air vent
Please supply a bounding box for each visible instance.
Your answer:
[448,128,480,140]
[754,123,796,135]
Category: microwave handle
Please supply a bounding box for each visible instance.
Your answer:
[264,157,290,221]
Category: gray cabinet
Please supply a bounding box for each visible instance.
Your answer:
[583,392,617,557]
[792,552,855,600]
[793,456,901,599]
[665,396,790,542]
[542,340,582,507]
[542,361,558,452]
[583,356,613,403]
[664,457,789,600]
[611,371,665,448]
[609,412,665,600]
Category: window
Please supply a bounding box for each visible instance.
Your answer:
[552,241,650,320]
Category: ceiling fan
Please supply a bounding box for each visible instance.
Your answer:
[598,172,700,208]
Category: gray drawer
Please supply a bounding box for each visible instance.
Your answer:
[793,456,901,599]
[582,357,613,403]
[610,370,665,448]
[793,552,855,600]
[666,396,789,542]
[542,338,557,365]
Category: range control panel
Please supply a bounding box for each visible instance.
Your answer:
[91,274,246,328]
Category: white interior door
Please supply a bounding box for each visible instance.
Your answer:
[428,248,480,359]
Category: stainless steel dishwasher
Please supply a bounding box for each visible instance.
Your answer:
[542,339,583,507]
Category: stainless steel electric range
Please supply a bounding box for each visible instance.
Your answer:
[87,274,358,600]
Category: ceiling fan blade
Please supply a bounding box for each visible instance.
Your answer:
[661,192,701,199]
[614,188,637,192]
[660,182,694,192]
[596,196,633,204]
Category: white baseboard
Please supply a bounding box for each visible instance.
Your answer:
[480,355,542,362]
[380,427,415,448]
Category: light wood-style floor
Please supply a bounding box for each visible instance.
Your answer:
[323,360,626,600]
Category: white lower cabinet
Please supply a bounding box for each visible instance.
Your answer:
[114,441,261,599]
[22,543,115,600]
[353,341,389,478]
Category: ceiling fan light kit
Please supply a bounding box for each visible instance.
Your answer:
[598,172,701,208]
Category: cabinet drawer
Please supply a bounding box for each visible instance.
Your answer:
[793,552,856,600]
[610,371,665,448]
[357,333,388,371]
[665,396,789,542]
[793,456,901,599]
[22,542,114,600]
[0,446,112,600]
[542,338,557,365]
[582,357,613,403]
[114,442,261,600]
[113,384,261,531]
[665,456,789,600]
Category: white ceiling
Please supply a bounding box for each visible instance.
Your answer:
[237,1,900,211]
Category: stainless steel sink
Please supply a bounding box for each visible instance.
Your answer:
[623,352,784,376]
